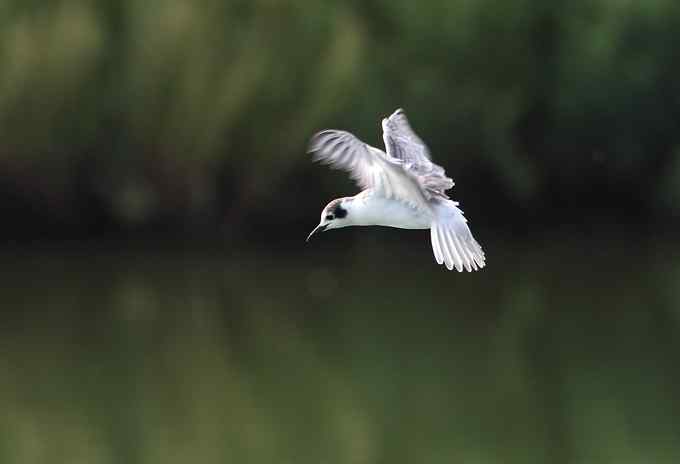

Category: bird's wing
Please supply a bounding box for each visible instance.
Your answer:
[308,130,431,211]
[430,200,485,272]
[382,109,454,198]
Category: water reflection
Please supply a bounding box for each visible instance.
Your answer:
[0,238,679,463]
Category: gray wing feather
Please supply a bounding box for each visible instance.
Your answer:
[309,130,374,190]
[382,108,431,162]
[308,130,431,211]
[382,109,454,198]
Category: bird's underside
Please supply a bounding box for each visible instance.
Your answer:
[308,108,485,272]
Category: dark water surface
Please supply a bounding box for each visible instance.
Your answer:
[1,236,679,463]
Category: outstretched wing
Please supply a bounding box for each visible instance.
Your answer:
[382,109,454,198]
[430,200,485,272]
[308,130,431,211]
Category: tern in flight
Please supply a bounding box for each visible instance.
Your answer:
[306,108,485,272]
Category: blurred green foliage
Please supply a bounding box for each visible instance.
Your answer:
[1,0,680,232]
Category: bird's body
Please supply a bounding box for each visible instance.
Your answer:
[345,190,432,229]
[307,109,485,272]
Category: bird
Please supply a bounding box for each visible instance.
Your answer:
[306,108,485,272]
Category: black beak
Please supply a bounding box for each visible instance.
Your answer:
[306,224,327,242]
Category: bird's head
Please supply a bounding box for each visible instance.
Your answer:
[306,198,351,242]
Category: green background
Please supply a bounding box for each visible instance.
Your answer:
[1,1,680,463]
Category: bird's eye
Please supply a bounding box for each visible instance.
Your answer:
[326,215,334,220]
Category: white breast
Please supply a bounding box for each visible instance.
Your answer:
[349,193,432,229]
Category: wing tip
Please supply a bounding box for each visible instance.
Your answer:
[431,223,487,272]
[307,129,347,152]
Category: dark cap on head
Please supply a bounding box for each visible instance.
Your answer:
[325,198,348,218]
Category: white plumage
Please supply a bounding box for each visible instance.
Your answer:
[307,108,485,272]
